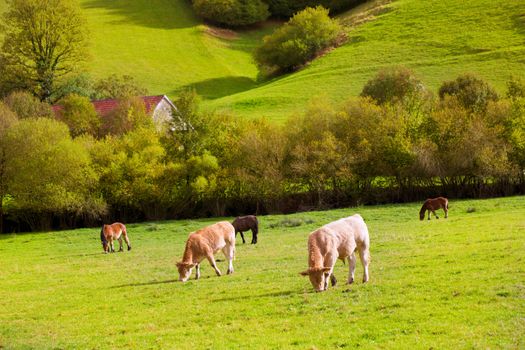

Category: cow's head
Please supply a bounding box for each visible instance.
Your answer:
[300,267,331,292]
[176,262,196,282]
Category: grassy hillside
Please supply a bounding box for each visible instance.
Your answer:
[209,0,525,121]
[0,197,524,348]
[0,0,524,121]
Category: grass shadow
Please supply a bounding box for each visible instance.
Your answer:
[82,0,197,29]
[174,76,257,100]
[211,290,297,302]
[110,279,179,288]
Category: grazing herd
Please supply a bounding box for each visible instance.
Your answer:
[100,197,449,291]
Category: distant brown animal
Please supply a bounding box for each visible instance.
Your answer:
[176,221,236,282]
[300,214,370,292]
[232,215,259,244]
[419,197,449,220]
[100,222,131,253]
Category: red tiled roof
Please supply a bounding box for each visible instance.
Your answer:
[53,95,166,117]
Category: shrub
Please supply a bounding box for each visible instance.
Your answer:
[254,6,342,72]
[265,0,365,17]
[55,94,100,137]
[3,91,54,119]
[92,75,148,100]
[360,66,425,105]
[192,0,269,27]
[438,74,498,112]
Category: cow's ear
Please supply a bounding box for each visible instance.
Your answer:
[299,270,310,276]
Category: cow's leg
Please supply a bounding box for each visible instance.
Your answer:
[118,237,123,252]
[427,210,431,220]
[359,248,370,283]
[347,253,357,284]
[123,233,131,251]
[251,228,258,244]
[109,238,115,253]
[195,263,201,280]
[207,254,222,276]
[432,210,439,219]
[222,244,235,275]
[444,207,448,219]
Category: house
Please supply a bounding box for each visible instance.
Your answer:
[53,95,189,132]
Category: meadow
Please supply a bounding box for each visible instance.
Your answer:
[2,0,524,121]
[0,197,523,349]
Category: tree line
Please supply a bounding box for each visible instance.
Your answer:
[1,68,525,232]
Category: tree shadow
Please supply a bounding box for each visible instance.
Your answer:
[174,76,258,100]
[82,0,198,29]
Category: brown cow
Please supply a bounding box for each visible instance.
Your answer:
[176,221,236,282]
[300,214,370,292]
[100,222,131,253]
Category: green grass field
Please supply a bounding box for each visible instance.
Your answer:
[2,0,524,121]
[1,197,524,349]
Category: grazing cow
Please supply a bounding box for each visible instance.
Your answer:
[100,222,131,253]
[176,221,236,282]
[300,214,370,292]
[232,215,259,244]
[419,197,449,220]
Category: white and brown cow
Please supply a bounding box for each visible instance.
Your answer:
[300,214,370,292]
[176,221,236,282]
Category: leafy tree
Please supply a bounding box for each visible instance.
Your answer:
[100,96,153,137]
[361,66,426,106]
[192,0,269,27]
[438,74,498,112]
[3,91,54,119]
[92,75,148,100]
[55,94,100,137]
[0,0,89,102]
[3,118,102,231]
[0,102,18,233]
[254,6,342,72]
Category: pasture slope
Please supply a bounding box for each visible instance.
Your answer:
[1,0,524,121]
[0,197,524,349]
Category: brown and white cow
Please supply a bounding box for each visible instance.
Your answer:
[300,214,370,292]
[176,221,236,282]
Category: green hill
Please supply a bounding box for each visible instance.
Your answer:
[1,0,524,121]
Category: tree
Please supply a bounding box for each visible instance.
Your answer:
[192,0,269,27]
[361,66,427,106]
[3,118,102,231]
[2,90,54,119]
[55,94,100,137]
[254,6,342,73]
[438,74,498,112]
[0,0,88,102]
[92,75,148,100]
[0,102,18,233]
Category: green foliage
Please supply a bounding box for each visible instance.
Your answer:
[2,91,53,119]
[192,0,269,27]
[100,96,153,137]
[438,73,499,112]
[254,6,342,72]
[506,76,525,100]
[3,118,103,230]
[0,0,88,101]
[92,74,148,100]
[55,94,100,137]
[360,66,426,106]
[265,0,365,17]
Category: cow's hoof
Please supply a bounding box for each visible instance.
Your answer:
[347,278,354,284]
[330,275,337,287]
[128,247,132,251]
